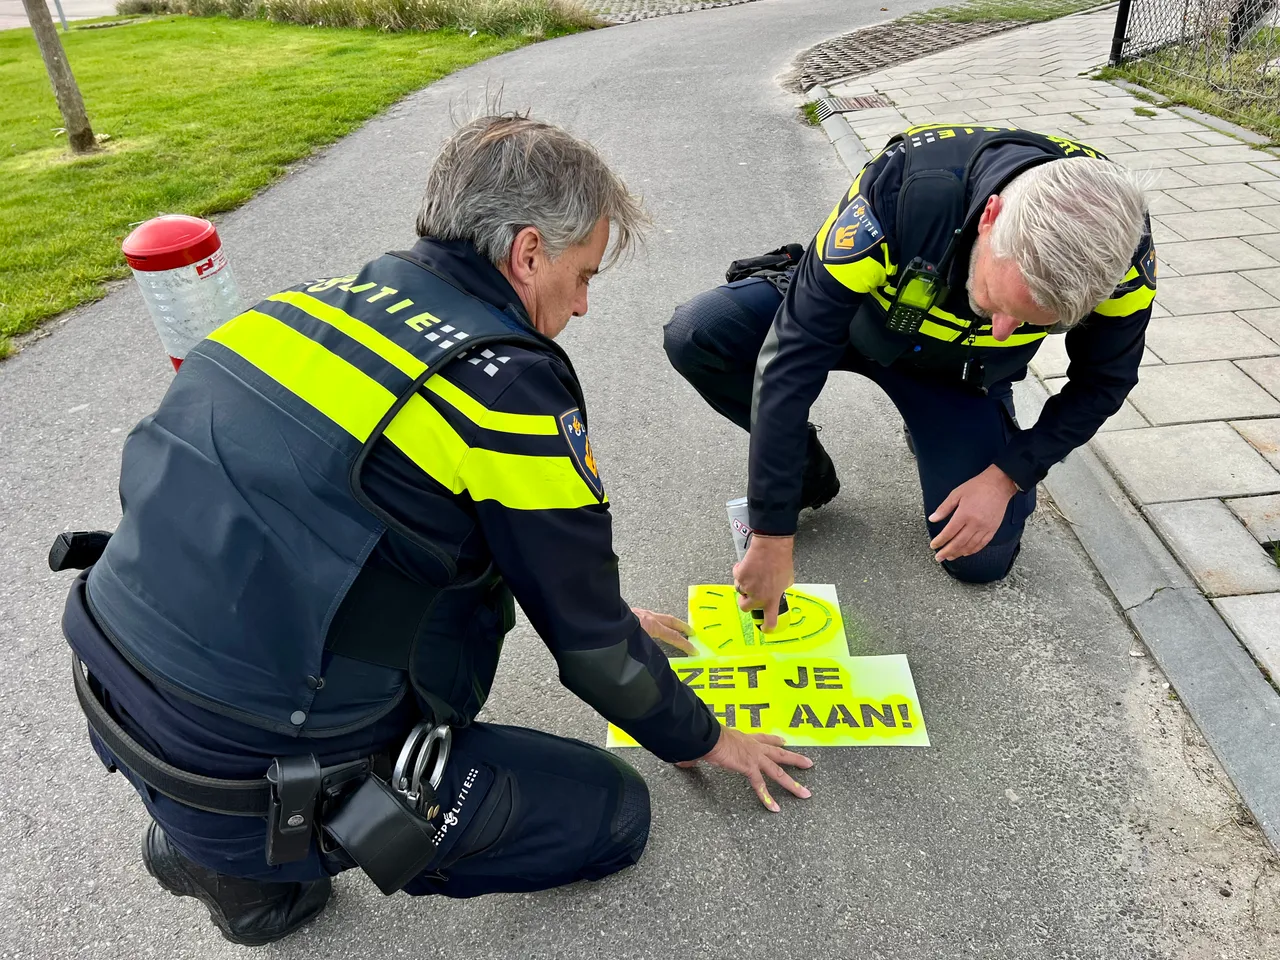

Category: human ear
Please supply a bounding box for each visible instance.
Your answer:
[976,194,1003,235]
[508,226,544,286]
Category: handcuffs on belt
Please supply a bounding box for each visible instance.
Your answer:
[391,722,451,819]
[321,720,455,895]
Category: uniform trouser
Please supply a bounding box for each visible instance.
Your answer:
[662,277,1037,584]
[111,721,650,899]
[382,722,650,897]
[69,574,651,900]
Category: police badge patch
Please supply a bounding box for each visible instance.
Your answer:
[558,408,604,500]
[822,194,883,264]
[1139,243,1157,287]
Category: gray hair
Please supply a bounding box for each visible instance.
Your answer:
[989,157,1148,328]
[416,113,648,270]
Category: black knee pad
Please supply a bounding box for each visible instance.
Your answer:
[611,760,651,861]
[663,291,726,375]
[941,542,1021,584]
[581,755,651,880]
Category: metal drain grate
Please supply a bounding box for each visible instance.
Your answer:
[814,95,892,121]
[794,19,1029,91]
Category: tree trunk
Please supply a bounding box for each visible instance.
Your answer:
[21,0,97,155]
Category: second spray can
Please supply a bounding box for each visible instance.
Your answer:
[726,496,789,629]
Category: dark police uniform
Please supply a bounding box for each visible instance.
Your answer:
[665,124,1157,582]
[59,238,720,908]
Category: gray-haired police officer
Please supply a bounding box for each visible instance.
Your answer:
[55,115,812,946]
[665,123,1154,625]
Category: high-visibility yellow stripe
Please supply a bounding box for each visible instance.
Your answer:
[864,290,1049,348]
[210,310,597,510]
[919,317,965,342]
[382,393,469,491]
[208,312,393,443]
[844,168,865,201]
[814,202,840,256]
[268,291,427,380]
[816,184,892,294]
[463,448,603,509]
[1092,282,1156,318]
[823,254,890,294]
[273,291,558,438]
[970,330,1047,348]
[425,376,559,436]
[389,394,600,509]
[922,303,968,330]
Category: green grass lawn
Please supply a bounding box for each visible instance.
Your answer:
[904,0,1109,24]
[0,17,530,357]
[1100,41,1280,144]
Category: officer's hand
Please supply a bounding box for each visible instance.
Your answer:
[733,534,794,631]
[929,464,1019,562]
[631,607,696,656]
[677,726,813,812]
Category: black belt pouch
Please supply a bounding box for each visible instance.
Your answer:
[323,777,438,895]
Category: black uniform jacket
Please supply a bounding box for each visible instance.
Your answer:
[72,239,720,774]
[749,142,1156,535]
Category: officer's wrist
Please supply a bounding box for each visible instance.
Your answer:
[987,464,1020,496]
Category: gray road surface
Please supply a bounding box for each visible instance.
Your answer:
[0,0,117,31]
[3,2,1279,958]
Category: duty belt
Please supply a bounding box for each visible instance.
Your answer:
[72,655,451,881]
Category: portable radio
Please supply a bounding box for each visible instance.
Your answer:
[885,258,946,336]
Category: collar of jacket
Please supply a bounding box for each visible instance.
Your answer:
[402,237,534,327]
[866,139,1051,280]
[964,141,1055,228]
[954,141,1060,276]
[396,236,583,384]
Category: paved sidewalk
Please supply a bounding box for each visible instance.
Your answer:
[820,8,1280,715]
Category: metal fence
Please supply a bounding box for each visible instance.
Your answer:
[1110,0,1280,127]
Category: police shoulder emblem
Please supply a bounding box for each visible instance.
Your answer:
[558,408,604,501]
[822,194,883,264]
[1139,243,1157,287]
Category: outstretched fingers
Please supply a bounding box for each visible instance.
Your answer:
[766,743,814,770]
[747,768,780,813]
[764,758,812,799]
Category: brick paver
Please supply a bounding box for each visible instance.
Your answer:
[1227,493,1280,544]
[584,0,757,23]
[824,8,1280,683]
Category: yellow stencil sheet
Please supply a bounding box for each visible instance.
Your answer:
[608,652,929,749]
[686,583,850,659]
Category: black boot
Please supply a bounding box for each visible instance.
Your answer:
[142,821,331,946]
[903,422,916,459]
[800,425,840,511]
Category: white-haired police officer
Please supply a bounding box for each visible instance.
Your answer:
[54,114,812,946]
[664,123,1154,627]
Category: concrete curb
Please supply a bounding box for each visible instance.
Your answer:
[809,85,872,172]
[811,85,1280,851]
[1015,380,1280,852]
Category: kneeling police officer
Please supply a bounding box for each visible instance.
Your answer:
[664,122,1155,625]
[53,114,812,946]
